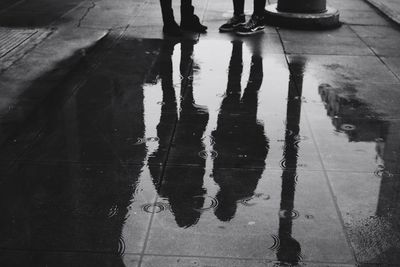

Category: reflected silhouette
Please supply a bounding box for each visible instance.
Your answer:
[318,76,400,264]
[319,83,389,142]
[275,58,304,265]
[149,39,208,228]
[0,38,161,266]
[212,40,268,221]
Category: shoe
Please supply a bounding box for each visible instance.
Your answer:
[163,21,183,37]
[236,15,265,36]
[181,15,207,33]
[219,14,246,32]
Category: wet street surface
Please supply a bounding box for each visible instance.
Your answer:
[1,0,400,266]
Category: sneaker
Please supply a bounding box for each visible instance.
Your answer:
[163,21,183,37]
[236,15,265,36]
[181,15,207,33]
[219,14,246,32]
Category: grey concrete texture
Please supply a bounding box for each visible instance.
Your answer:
[364,0,400,25]
[1,0,400,267]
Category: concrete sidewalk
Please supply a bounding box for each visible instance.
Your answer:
[364,0,400,25]
[1,0,400,267]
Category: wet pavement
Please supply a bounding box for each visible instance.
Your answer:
[1,0,400,266]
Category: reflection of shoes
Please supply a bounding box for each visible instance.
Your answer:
[163,22,183,36]
[236,15,265,36]
[181,15,207,33]
[219,14,246,32]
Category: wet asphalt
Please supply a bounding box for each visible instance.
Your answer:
[1,0,400,266]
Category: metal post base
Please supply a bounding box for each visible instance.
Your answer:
[265,4,341,29]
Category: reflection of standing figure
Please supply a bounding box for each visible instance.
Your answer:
[0,39,156,266]
[212,40,268,222]
[276,59,304,264]
[149,40,209,228]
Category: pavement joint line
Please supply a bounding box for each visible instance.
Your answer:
[0,246,142,256]
[123,2,161,266]
[282,40,358,262]
[0,246,358,266]
[137,7,206,264]
[4,159,400,175]
[284,53,381,58]
[137,252,357,265]
[5,158,400,175]
[138,194,160,267]
[136,48,199,267]
[348,23,400,83]
[301,97,359,264]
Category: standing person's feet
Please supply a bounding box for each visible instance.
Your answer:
[236,15,265,36]
[163,21,183,36]
[181,15,207,33]
[219,14,246,32]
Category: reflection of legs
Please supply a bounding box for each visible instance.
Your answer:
[242,55,263,116]
[212,42,267,222]
[149,41,179,189]
[179,40,208,129]
[180,41,195,112]
[160,41,208,229]
[212,41,242,221]
[226,41,243,100]
[159,42,178,113]
[276,58,303,264]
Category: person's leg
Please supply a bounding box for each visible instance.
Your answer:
[159,0,175,25]
[253,0,266,16]
[233,0,245,16]
[159,0,182,36]
[235,0,266,36]
[181,0,194,20]
[180,0,207,32]
[219,0,246,32]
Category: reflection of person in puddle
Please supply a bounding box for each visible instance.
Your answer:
[211,40,269,221]
[148,40,209,228]
[275,59,304,265]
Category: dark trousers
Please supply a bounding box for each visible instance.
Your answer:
[233,0,266,16]
[159,0,194,25]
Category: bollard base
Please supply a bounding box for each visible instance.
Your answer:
[265,4,340,29]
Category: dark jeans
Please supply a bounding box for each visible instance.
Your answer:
[233,0,266,16]
[159,0,195,25]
